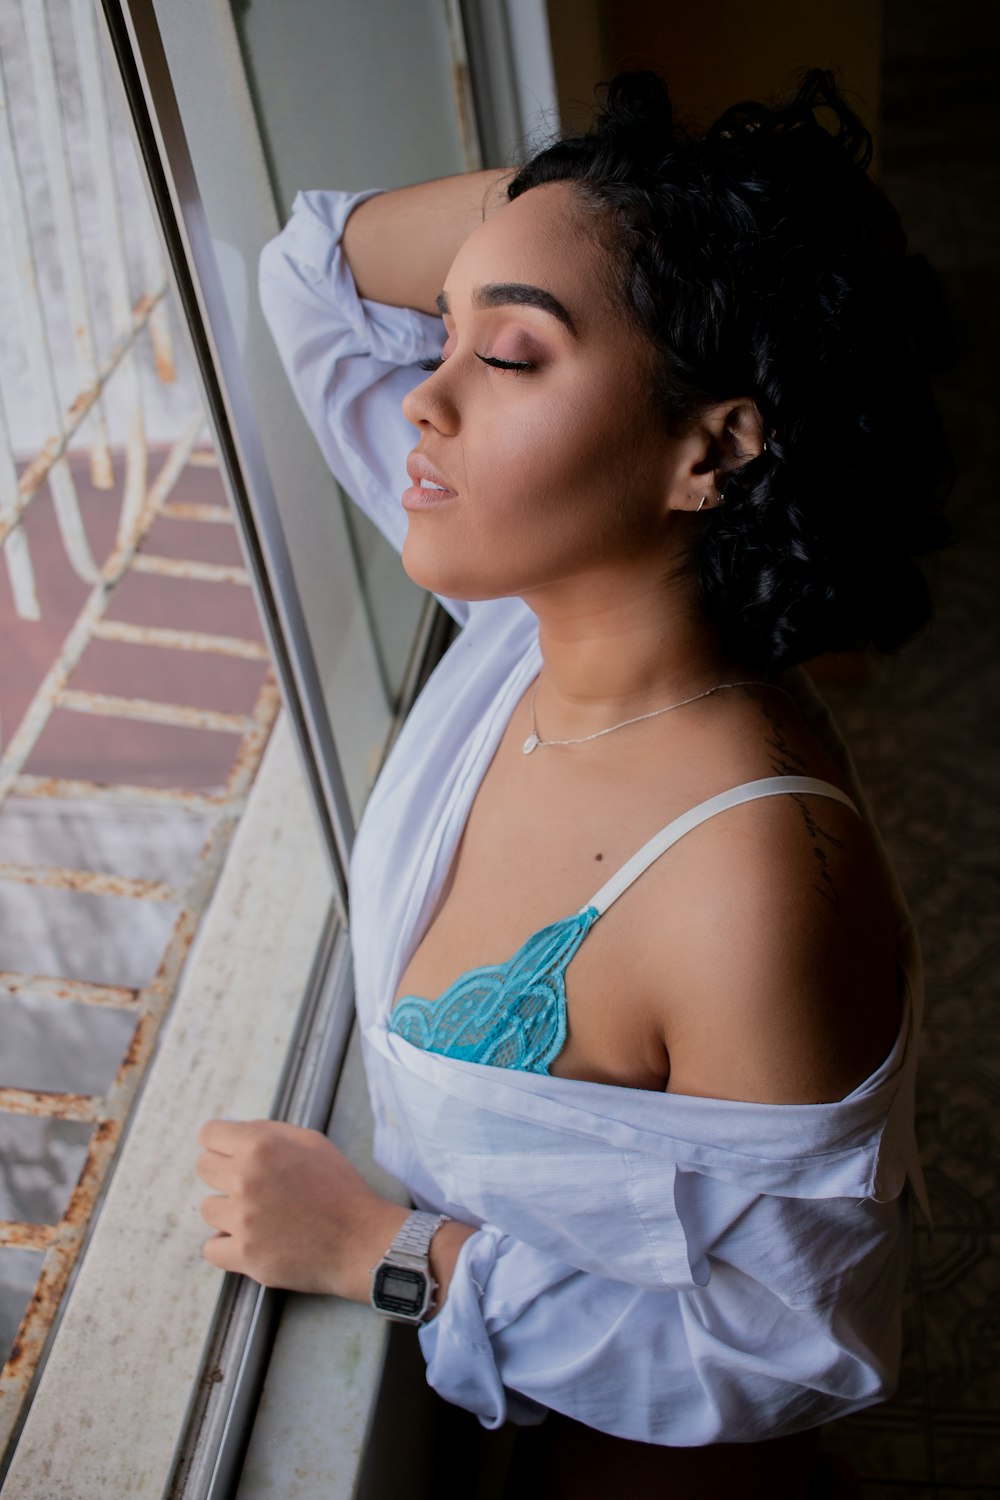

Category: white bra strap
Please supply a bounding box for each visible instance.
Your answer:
[583,775,861,918]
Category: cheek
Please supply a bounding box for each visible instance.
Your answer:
[401,372,660,597]
[465,393,632,528]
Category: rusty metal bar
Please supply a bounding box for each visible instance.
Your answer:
[147,298,177,385]
[135,184,176,386]
[23,1,114,494]
[56,688,254,734]
[13,290,164,511]
[0,1225,57,1253]
[129,553,251,585]
[223,677,282,801]
[71,0,147,539]
[12,774,242,814]
[159,500,232,522]
[0,863,180,902]
[0,290,168,557]
[0,972,139,1009]
[136,192,176,387]
[91,618,269,660]
[0,1089,104,1124]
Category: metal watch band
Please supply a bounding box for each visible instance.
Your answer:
[389,1210,451,1260]
[370,1210,452,1325]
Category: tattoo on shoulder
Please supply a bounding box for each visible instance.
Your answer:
[756,694,844,912]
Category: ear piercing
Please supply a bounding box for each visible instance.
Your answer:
[696,437,770,513]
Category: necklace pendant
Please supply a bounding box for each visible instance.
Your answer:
[522,732,540,755]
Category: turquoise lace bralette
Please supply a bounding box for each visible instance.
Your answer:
[389,903,599,1074]
[388,776,860,1076]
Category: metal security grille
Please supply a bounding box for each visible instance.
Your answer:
[0,0,277,1460]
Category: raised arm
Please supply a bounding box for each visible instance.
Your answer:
[258,171,510,624]
[341,168,512,313]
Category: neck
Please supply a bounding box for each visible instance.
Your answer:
[521,563,747,743]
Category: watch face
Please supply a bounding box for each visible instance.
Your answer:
[373,1264,428,1317]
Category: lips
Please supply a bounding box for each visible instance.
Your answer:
[401,447,458,513]
[405,451,456,495]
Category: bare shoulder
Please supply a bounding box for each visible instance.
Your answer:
[652,789,903,1105]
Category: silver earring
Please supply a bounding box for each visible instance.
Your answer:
[697,495,709,512]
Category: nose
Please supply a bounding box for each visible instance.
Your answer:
[402,359,460,435]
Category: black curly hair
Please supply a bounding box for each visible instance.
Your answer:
[504,69,955,673]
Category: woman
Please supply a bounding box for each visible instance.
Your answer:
[196,71,949,1494]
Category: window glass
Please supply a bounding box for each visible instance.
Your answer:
[153,0,476,816]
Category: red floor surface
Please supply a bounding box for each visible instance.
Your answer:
[1,446,268,791]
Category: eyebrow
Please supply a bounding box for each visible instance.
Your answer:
[436,283,578,338]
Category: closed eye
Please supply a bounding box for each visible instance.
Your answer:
[416,353,535,376]
[479,352,539,373]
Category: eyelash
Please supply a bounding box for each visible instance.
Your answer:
[416,353,535,378]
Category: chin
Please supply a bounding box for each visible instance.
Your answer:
[401,538,499,603]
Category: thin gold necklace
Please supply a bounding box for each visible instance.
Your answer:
[522,678,797,755]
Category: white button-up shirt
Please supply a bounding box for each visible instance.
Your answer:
[259,188,929,1445]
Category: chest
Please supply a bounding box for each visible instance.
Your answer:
[389,679,752,1090]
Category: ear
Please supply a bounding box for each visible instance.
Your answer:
[665,398,765,513]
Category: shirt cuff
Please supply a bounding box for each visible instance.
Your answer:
[283,188,446,365]
[418,1226,548,1429]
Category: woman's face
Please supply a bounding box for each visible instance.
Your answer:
[400,182,687,607]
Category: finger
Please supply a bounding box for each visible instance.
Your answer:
[195,1151,233,1190]
[202,1231,241,1273]
[198,1118,251,1153]
[199,1194,234,1231]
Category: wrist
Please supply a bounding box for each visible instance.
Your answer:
[345,1200,409,1303]
[424,1219,477,1320]
[363,1208,477,1323]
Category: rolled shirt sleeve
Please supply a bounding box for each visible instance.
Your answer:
[419,1185,908,1445]
[257,188,469,624]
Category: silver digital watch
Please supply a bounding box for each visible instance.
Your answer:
[369,1210,451,1324]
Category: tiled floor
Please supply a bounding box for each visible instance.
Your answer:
[812,4,1000,1492]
